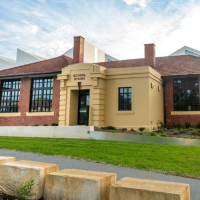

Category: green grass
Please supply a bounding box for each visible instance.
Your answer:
[0,137,200,179]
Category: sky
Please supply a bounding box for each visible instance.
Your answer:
[0,0,200,60]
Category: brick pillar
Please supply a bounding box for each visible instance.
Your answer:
[73,36,85,64]
[18,78,31,120]
[144,44,156,68]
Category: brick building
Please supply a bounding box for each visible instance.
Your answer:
[0,36,200,129]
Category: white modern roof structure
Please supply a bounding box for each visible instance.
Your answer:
[64,40,118,63]
[0,39,118,70]
[170,46,200,57]
[0,49,46,70]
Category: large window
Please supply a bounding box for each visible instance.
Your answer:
[30,77,53,112]
[0,79,21,113]
[119,87,132,111]
[174,78,199,111]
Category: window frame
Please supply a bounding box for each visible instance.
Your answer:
[118,87,132,111]
[0,79,21,113]
[173,77,199,111]
[30,77,54,112]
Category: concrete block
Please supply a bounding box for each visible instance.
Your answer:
[110,177,190,200]
[44,169,116,200]
[0,156,16,164]
[0,160,59,200]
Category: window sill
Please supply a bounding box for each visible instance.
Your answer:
[116,111,135,115]
[26,112,54,116]
[171,111,200,115]
[0,113,21,117]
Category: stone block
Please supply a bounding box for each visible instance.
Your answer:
[110,177,190,200]
[0,160,59,200]
[0,156,16,164]
[44,169,116,200]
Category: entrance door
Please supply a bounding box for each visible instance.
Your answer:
[78,90,90,125]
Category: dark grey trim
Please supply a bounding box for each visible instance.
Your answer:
[0,71,61,80]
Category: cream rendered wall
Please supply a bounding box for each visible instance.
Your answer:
[149,68,164,130]
[58,64,163,131]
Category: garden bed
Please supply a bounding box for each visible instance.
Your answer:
[95,126,200,140]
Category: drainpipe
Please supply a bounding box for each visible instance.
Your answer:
[163,81,166,128]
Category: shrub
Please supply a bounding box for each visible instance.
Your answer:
[111,130,116,133]
[161,133,168,137]
[131,128,135,132]
[175,123,182,130]
[150,132,157,136]
[51,123,58,126]
[43,124,48,126]
[185,122,191,128]
[197,123,200,129]
[107,126,116,130]
[139,132,143,135]
[32,124,39,126]
[183,136,190,139]
[138,127,145,133]
[15,178,34,200]
[191,136,195,139]
[179,128,185,133]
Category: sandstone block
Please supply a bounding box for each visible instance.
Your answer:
[0,160,59,200]
[44,169,116,200]
[0,156,16,164]
[110,178,190,200]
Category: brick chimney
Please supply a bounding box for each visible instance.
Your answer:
[73,36,85,64]
[144,44,156,68]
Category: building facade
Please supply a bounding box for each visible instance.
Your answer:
[0,36,200,130]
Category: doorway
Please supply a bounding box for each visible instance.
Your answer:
[77,90,90,125]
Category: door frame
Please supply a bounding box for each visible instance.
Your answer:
[77,89,90,125]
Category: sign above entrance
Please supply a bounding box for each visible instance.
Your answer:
[73,74,86,81]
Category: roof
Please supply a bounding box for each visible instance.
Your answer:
[0,54,200,78]
[0,55,72,77]
[98,55,200,76]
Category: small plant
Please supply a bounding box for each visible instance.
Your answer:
[43,124,48,126]
[111,130,116,133]
[191,136,195,139]
[185,122,191,128]
[150,132,157,136]
[138,127,145,133]
[15,178,34,200]
[107,126,116,130]
[51,123,58,126]
[157,120,164,131]
[192,129,198,136]
[183,136,190,139]
[139,132,143,135]
[131,128,135,132]
[179,128,185,134]
[161,133,168,137]
[32,124,39,126]
[197,123,200,129]
[175,123,182,130]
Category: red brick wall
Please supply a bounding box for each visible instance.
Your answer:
[73,36,85,64]
[0,76,60,126]
[164,77,200,128]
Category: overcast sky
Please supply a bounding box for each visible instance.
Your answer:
[0,0,200,60]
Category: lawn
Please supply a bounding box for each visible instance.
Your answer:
[0,137,200,179]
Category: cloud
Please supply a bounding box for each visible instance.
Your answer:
[122,0,149,8]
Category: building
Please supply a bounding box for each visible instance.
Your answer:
[170,46,200,57]
[0,36,200,130]
[0,38,117,70]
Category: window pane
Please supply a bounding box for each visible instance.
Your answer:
[0,79,21,113]
[30,77,54,112]
[118,87,132,111]
[174,77,199,111]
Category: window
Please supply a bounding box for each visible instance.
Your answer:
[174,78,199,111]
[30,77,53,112]
[0,79,21,113]
[119,87,132,111]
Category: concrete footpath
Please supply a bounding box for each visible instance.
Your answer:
[0,149,199,200]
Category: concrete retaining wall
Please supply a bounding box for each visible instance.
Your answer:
[0,126,93,139]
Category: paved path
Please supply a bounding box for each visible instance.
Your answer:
[0,149,199,200]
